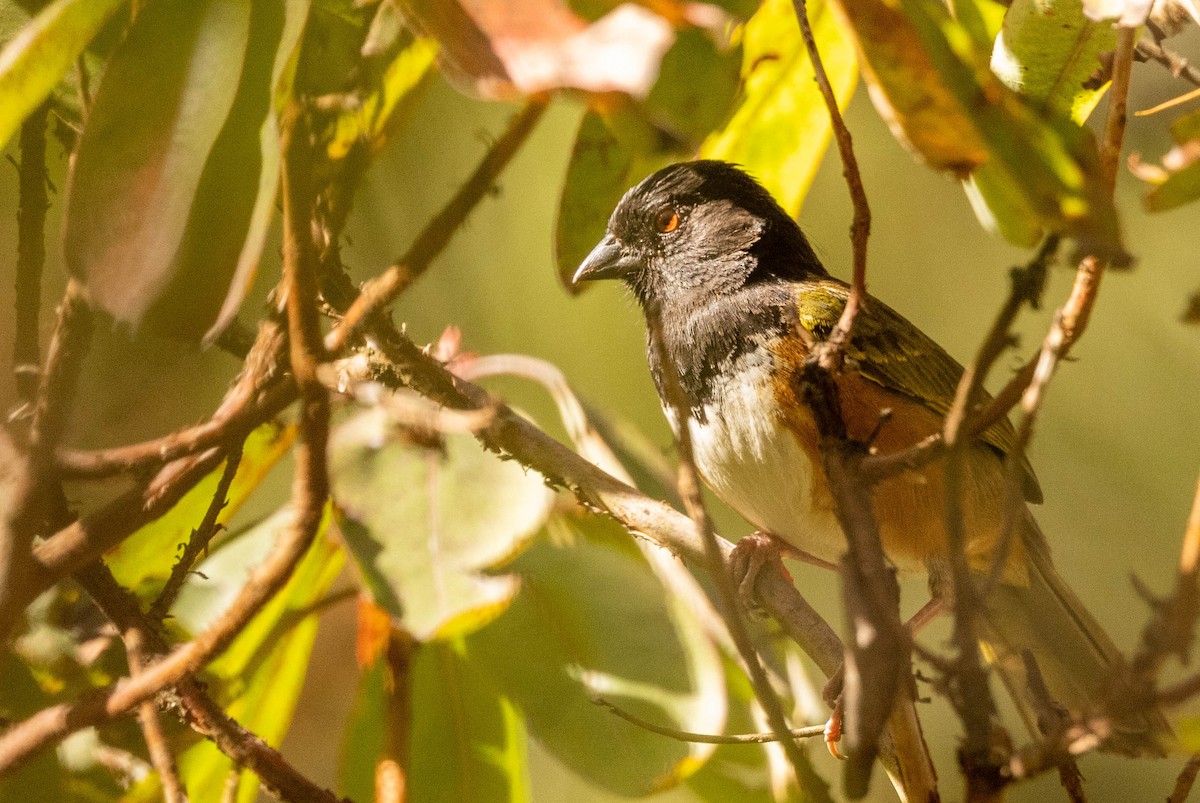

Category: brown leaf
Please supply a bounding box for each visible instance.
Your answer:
[396,0,675,99]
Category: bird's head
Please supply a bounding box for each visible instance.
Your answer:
[571,160,827,309]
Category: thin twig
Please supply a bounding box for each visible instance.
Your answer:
[75,562,345,802]
[1169,755,1200,803]
[0,282,93,640]
[938,238,1059,765]
[54,99,546,481]
[148,444,245,622]
[1101,27,1137,196]
[20,318,284,615]
[0,107,335,777]
[125,628,187,803]
[1133,471,1200,682]
[646,312,812,781]
[791,0,870,360]
[594,697,827,744]
[12,101,51,407]
[55,319,290,478]
[326,96,547,353]
[1136,37,1200,88]
[0,428,328,776]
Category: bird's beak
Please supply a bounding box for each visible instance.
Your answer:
[571,234,639,287]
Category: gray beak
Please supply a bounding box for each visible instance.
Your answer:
[571,234,639,286]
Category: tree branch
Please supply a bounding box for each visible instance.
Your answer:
[594,697,827,744]
[124,627,186,803]
[0,282,93,639]
[646,312,814,783]
[0,104,335,777]
[791,0,870,359]
[12,100,51,407]
[148,443,245,622]
[75,563,345,802]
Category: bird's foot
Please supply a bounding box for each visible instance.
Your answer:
[729,531,838,613]
[824,695,846,760]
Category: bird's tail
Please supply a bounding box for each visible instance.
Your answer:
[976,511,1171,756]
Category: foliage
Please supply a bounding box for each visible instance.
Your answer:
[1,0,1199,801]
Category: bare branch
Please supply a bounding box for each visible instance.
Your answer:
[594,697,827,744]
[12,101,51,407]
[55,320,290,479]
[1136,37,1200,88]
[646,311,813,782]
[1169,755,1200,803]
[791,0,870,360]
[1,282,93,639]
[124,627,187,803]
[75,563,346,802]
[148,444,245,622]
[0,105,336,776]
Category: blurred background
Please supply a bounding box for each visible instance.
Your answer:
[2,25,1199,800]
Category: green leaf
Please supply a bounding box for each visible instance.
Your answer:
[646,27,742,147]
[140,0,312,343]
[329,406,555,640]
[62,0,253,326]
[701,0,858,217]
[204,0,310,344]
[326,34,438,160]
[0,0,127,150]
[172,506,343,803]
[990,0,1115,123]
[410,640,530,802]
[338,652,389,802]
[468,512,727,797]
[338,638,530,802]
[555,108,686,289]
[105,423,295,595]
[142,0,296,341]
[1146,158,1200,212]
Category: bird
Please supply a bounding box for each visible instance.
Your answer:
[571,159,1168,757]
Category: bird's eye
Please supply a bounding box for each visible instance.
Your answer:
[654,208,680,234]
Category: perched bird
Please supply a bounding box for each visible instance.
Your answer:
[572,160,1167,755]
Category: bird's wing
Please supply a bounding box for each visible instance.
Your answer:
[793,279,1042,503]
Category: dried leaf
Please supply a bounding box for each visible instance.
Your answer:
[63,0,253,326]
[396,0,674,99]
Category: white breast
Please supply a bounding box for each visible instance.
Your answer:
[663,351,847,566]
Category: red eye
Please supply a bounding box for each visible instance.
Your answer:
[655,208,680,233]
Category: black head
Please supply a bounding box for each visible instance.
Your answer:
[571,161,827,308]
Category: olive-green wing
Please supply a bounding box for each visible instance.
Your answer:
[793,278,1042,503]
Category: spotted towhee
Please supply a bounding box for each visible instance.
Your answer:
[572,160,1168,755]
